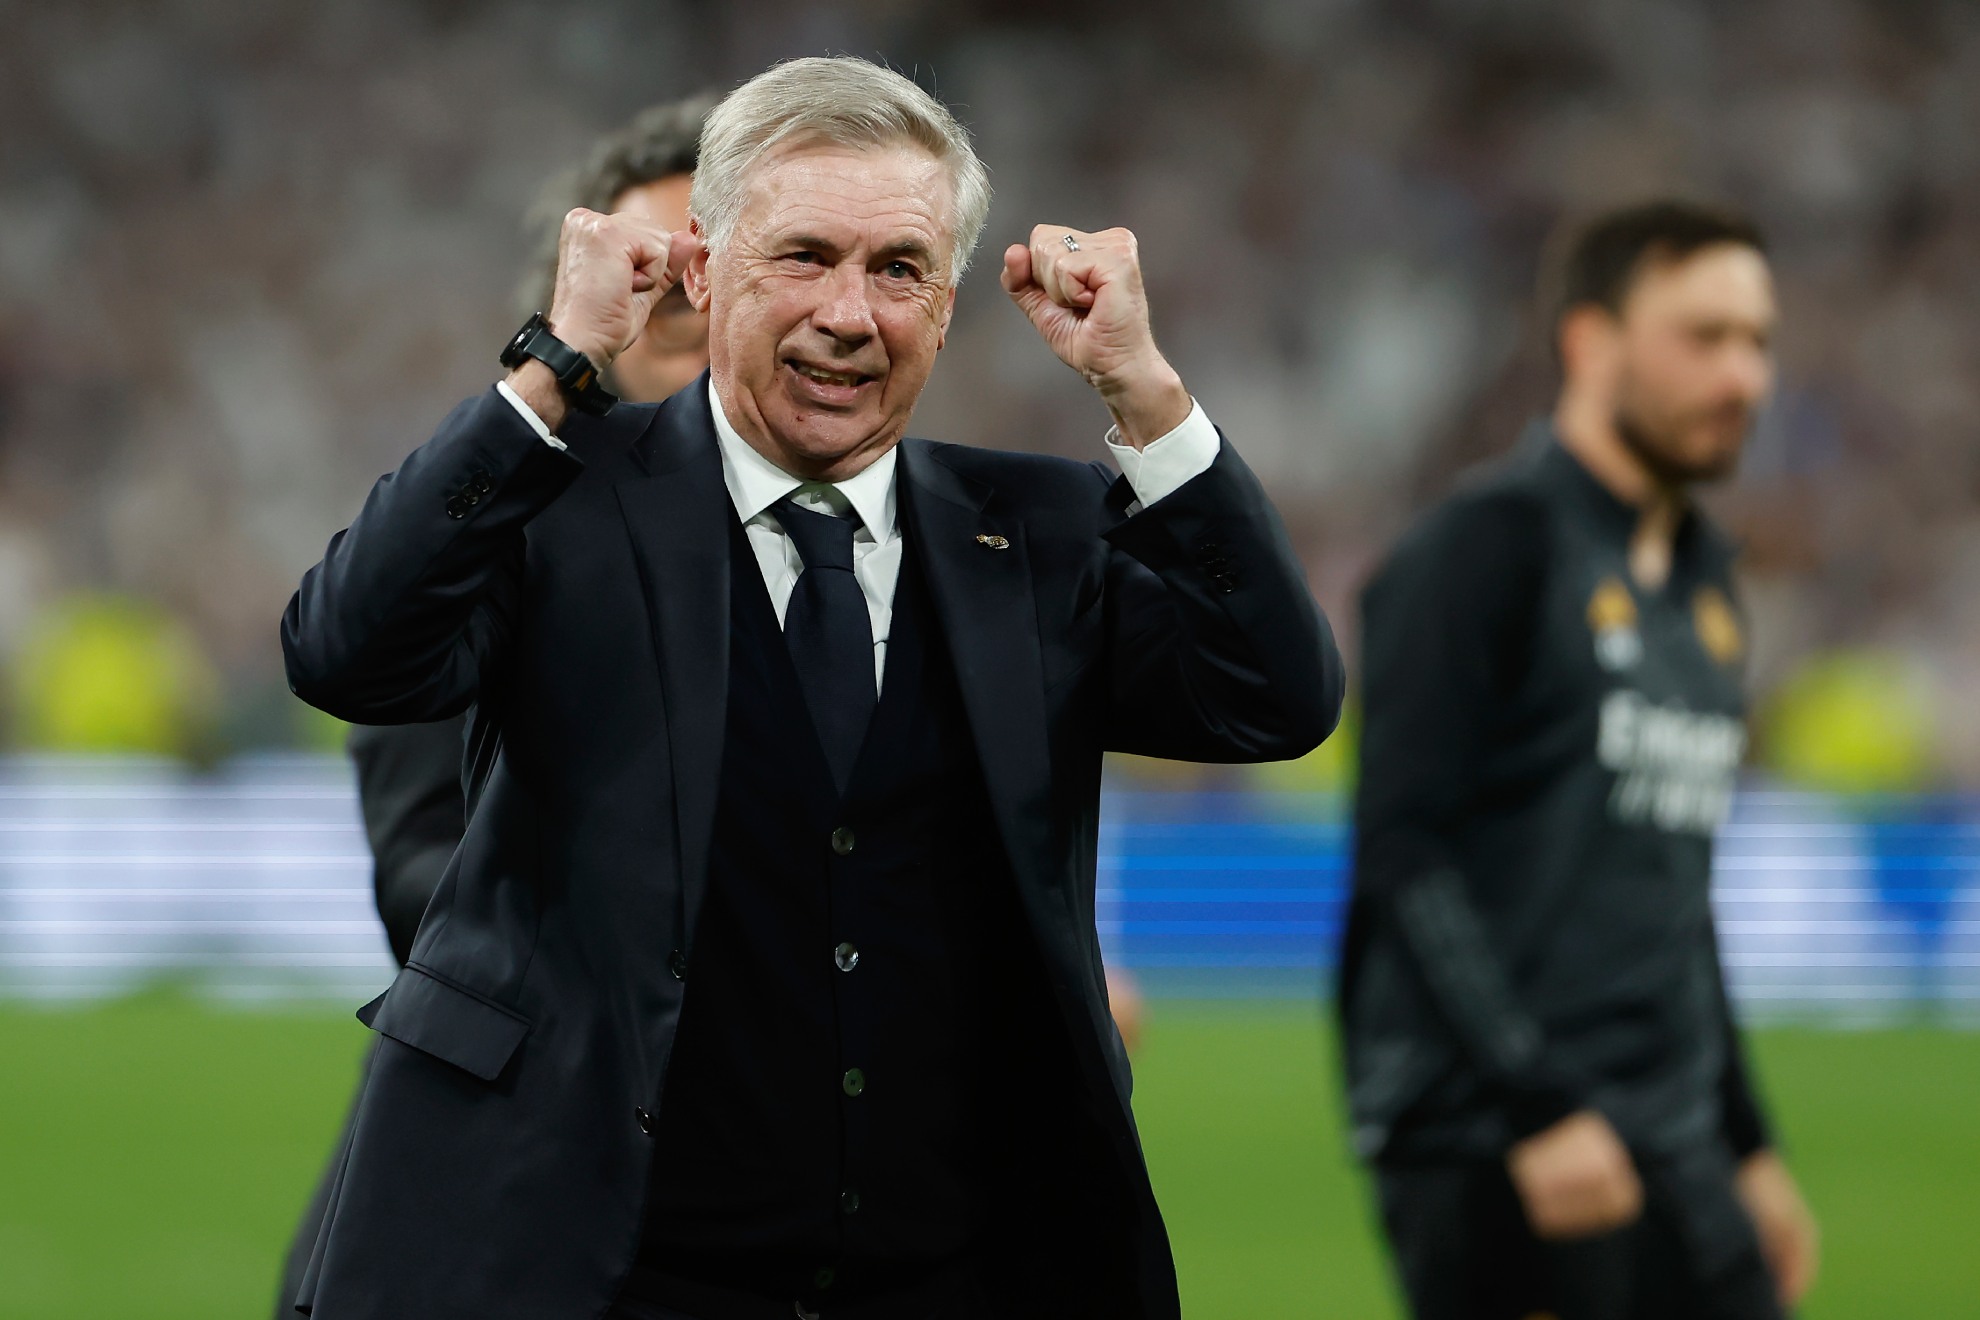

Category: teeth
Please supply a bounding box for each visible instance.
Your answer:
[794,363,862,387]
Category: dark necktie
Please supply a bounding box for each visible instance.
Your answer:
[773,495,877,792]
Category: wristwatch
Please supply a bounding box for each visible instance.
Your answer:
[499,313,618,416]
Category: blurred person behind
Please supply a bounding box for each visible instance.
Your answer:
[1338,201,1818,1320]
[270,92,715,1320]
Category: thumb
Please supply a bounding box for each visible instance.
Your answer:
[1006,279,1069,339]
[999,243,1031,295]
[1001,244,1067,334]
[664,229,700,288]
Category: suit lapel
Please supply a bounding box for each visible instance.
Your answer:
[613,416,1059,946]
[899,441,1055,888]
[614,382,729,944]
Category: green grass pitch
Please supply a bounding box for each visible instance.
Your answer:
[1,994,1974,1318]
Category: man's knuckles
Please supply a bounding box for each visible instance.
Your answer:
[561,207,670,259]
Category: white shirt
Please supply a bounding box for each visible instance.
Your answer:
[496,378,1222,689]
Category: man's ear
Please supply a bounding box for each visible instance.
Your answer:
[936,283,957,350]
[1558,303,1618,384]
[683,216,713,313]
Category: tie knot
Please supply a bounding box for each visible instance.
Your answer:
[773,496,859,573]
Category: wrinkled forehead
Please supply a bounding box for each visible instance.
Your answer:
[736,139,957,257]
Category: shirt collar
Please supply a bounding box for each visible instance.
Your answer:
[708,378,898,539]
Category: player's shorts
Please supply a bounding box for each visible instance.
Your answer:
[1375,1139,1784,1320]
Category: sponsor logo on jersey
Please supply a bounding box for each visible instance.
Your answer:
[1597,689,1746,833]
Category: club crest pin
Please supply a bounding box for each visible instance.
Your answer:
[1587,576,1642,672]
[1692,586,1743,665]
[975,533,1010,550]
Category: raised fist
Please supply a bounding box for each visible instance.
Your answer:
[1000,225,1190,449]
[545,208,699,369]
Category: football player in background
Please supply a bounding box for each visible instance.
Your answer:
[1339,201,1818,1320]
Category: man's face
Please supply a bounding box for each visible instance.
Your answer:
[1604,244,1778,486]
[607,172,709,404]
[687,142,957,482]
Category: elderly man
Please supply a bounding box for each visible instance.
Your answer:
[284,57,1341,1319]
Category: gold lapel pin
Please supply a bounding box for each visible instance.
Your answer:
[975,533,1011,550]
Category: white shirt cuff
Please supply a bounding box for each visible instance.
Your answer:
[497,380,568,452]
[1105,399,1219,511]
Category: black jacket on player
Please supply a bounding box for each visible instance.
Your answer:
[1339,424,1772,1165]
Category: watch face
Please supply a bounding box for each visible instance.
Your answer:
[499,313,545,368]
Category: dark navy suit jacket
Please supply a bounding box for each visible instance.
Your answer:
[280,378,1343,1318]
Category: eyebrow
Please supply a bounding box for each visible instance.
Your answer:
[782,233,843,257]
[781,233,939,269]
[875,239,937,267]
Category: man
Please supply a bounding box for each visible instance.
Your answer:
[283,57,1340,1319]
[1339,201,1820,1320]
[269,94,718,1320]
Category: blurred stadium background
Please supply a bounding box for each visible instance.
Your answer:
[2,1,1978,1316]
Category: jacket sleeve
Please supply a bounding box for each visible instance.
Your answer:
[347,717,469,967]
[282,389,584,724]
[1094,435,1345,763]
[1352,491,1592,1142]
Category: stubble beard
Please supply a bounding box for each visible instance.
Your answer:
[1613,387,1748,491]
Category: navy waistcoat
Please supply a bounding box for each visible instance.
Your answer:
[637,502,1020,1305]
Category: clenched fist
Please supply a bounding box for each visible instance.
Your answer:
[509,208,699,430]
[1001,225,1191,449]
[548,208,699,366]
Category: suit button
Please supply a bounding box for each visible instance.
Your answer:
[840,1188,861,1214]
[470,470,492,494]
[461,488,481,507]
[813,1267,836,1290]
[833,941,860,972]
[635,1106,653,1135]
[445,497,468,519]
[842,1067,865,1097]
[830,826,855,856]
[667,949,688,980]
[1216,574,1239,593]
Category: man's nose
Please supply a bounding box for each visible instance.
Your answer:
[1727,341,1773,404]
[812,262,877,345]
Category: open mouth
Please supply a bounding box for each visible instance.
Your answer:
[786,360,877,390]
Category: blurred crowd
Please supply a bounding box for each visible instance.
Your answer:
[1,0,1975,786]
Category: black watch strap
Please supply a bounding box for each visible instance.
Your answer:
[499,313,618,416]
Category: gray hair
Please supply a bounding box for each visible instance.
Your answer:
[691,57,992,282]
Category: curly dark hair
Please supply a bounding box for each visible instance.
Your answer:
[518,92,718,315]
